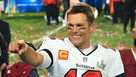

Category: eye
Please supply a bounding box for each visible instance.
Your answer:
[77,24,87,30]
[67,24,73,30]
[67,23,72,26]
[77,24,82,27]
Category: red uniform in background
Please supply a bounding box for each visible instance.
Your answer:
[119,49,136,77]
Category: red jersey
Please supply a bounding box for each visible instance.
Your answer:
[43,0,58,6]
[119,48,136,77]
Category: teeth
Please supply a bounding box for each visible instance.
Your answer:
[74,34,80,36]
[73,35,80,38]
[72,33,81,38]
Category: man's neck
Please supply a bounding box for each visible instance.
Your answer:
[79,43,96,51]
[79,42,94,50]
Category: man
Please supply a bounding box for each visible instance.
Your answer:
[63,0,70,18]
[0,20,10,77]
[0,20,11,45]
[123,0,136,33]
[43,0,59,25]
[0,33,8,77]
[70,0,80,7]
[9,3,124,77]
[112,0,124,24]
[119,24,136,77]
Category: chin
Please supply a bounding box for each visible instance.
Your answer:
[72,41,81,47]
[70,37,81,45]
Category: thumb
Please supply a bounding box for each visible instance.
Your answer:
[17,40,28,55]
[17,40,26,50]
[0,63,7,70]
[9,40,27,54]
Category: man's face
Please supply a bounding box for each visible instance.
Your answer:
[67,13,93,48]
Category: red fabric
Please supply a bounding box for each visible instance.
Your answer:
[4,62,33,77]
[43,0,58,6]
[113,0,123,2]
[119,49,136,77]
[109,0,114,14]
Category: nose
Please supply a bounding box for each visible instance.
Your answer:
[72,25,79,33]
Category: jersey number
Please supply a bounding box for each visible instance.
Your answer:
[65,69,102,77]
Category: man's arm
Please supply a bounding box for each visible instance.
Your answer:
[0,33,8,71]
[9,40,44,67]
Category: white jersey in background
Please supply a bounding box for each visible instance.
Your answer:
[37,37,124,77]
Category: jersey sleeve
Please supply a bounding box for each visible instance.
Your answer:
[105,49,125,76]
[37,50,52,68]
[36,38,64,69]
[36,40,53,69]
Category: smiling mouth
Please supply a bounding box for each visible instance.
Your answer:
[71,35,81,40]
[72,35,81,38]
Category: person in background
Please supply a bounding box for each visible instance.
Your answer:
[86,0,104,15]
[104,0,110,15]
[0,20,11,45]
[112,0,124,24]
[63,0,70,18]
[62,0,80,26]
[43,0,60,25]
[9,3,125,77]
[0,33,8,77]
[0,20,10,77]
[70,0,80,7]
[123,0,136,33]
[119,24,136,77]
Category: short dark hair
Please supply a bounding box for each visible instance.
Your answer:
[66,3,95,24]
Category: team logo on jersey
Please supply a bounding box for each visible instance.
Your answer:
[97,60,106,70]
[83,57,88,62]
[58,50,69,60]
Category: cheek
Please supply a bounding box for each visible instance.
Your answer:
[80,32,90,40]
[132,33,136,39]
[82,29,91,35]
[67,30,72,35]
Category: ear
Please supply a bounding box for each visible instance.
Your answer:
[89,22,96,32]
